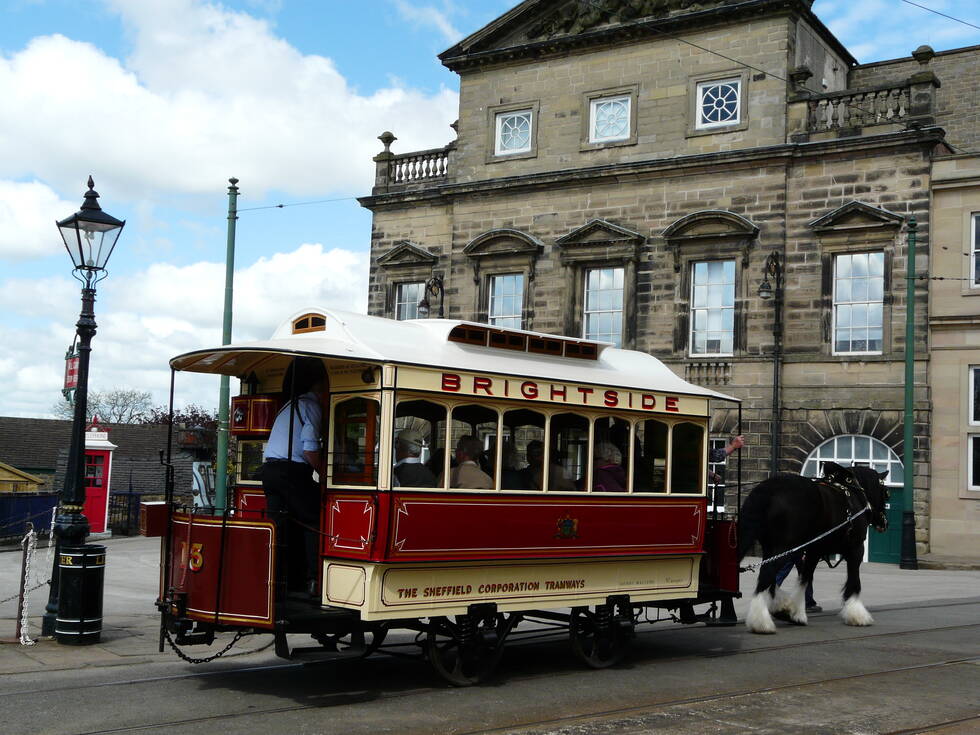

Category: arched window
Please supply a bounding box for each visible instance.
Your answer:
[292,312,326,334]
[802,435,903,485]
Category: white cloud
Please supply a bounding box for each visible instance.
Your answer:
[0,181,79,260]
[393,0,462,43]
[0,243,368,417]
[0,0,460,202]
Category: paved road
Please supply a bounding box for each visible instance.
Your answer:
[1,536,978,734]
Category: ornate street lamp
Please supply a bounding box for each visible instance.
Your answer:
[41,177,125,639]
[758,251,783,475]
[417,275,445,318]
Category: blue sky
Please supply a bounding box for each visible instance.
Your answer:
[1,0,978,417]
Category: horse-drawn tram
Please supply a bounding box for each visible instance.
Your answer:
[150,309,741,684]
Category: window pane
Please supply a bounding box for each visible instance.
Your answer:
[394,399,446,488]
[583,267,624,347]
[698,79,740,127]
[332,397,380,486]
[591,96,630,142]
[671,423,704,493]
[834,252,884,353]
[634,419,668,492]
[489,273,524,328]
[691,259,735,355]
[496,110,532,154]
[551,413,589,491]
[973,368,980,423]
[501,409,545,491]
[396,282,424,321]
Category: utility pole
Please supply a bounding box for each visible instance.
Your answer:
[213,177,239,513]
[900,216,919,570]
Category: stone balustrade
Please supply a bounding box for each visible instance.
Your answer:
[391,146,452,184]
[806,84,911,133]
[372,131,455,194]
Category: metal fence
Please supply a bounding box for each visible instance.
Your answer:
[0,493,58,543]
[108,491,144,536]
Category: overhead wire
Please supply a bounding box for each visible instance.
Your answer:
[898,0,980,32]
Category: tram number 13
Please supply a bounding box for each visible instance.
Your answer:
[180,542,205,572]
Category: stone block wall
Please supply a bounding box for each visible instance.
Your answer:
[453,17,791,185]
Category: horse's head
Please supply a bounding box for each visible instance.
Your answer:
[823,462,890,532]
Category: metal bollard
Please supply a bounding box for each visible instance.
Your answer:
[55,545,106,645]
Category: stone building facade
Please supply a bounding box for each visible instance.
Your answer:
[360,0,979,560]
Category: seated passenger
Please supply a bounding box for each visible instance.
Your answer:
[592,442,626,492]
[393,429,436,487]
[500,442,524,489]
[522,439,575,492]
[439,435,494,489]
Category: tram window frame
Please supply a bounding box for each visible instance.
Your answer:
[393,397,449,489]
[329,394,381,488]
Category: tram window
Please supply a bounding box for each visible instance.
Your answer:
[550,413,588,492]
[445,404,498,489]
[593,416,630,492]
[331,397,379,486]
[671,422,705,494]
[394,399,447,488]
[501,409,545,491]
[634,419,668,493]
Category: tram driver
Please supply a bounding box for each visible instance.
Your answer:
[261,356,327,598]
[393,429,436,487]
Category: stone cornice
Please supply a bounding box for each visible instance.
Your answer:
[358,128,944,211]
[439,0,855,73]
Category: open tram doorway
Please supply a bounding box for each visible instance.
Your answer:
[801,435,904,564]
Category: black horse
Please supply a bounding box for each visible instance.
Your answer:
[737,462,890,634]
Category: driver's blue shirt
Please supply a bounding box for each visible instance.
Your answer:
[263,392,321,464]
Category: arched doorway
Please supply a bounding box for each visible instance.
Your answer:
[802,435,903,563]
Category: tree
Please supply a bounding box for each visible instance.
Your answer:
[52,389,154,424]
[142,404,218,431]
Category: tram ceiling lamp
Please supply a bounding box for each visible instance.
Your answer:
[57,176,126,281]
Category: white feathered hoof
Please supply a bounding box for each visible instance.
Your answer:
[746,592,777,634]
[841,596,874,626]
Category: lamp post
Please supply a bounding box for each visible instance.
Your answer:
[41,177,125,638]
[758,251,783,475]
[900,217,919,569]
[417,275,445,318]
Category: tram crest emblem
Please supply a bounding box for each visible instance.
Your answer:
[555,514,579,540]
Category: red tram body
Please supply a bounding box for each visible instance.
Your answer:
[154,309,741,683]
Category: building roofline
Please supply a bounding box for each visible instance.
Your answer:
[852,43,980,70]
[439,0,857,73]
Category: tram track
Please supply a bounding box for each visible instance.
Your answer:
[3,603,975,735]
[64,651,980,735]
[459,656,980,735]
[1,605,976,700]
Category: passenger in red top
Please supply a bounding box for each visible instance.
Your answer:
[592,442,626,492]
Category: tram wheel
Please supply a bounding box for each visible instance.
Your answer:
[569,604,633,669]
[425,613,508,686]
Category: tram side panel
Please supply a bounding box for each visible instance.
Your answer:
[163,513,277,630]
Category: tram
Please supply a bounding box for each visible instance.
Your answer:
[149,309,742,684]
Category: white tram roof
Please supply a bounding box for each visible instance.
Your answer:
[170,308,737,402]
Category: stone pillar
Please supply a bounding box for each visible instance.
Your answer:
[906,45,940,128]
[373,131,396,194]
[787,66,813,143]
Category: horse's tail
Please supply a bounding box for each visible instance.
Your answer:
[737,479,777,561]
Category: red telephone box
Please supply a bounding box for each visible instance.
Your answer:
[83,421,116,536]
